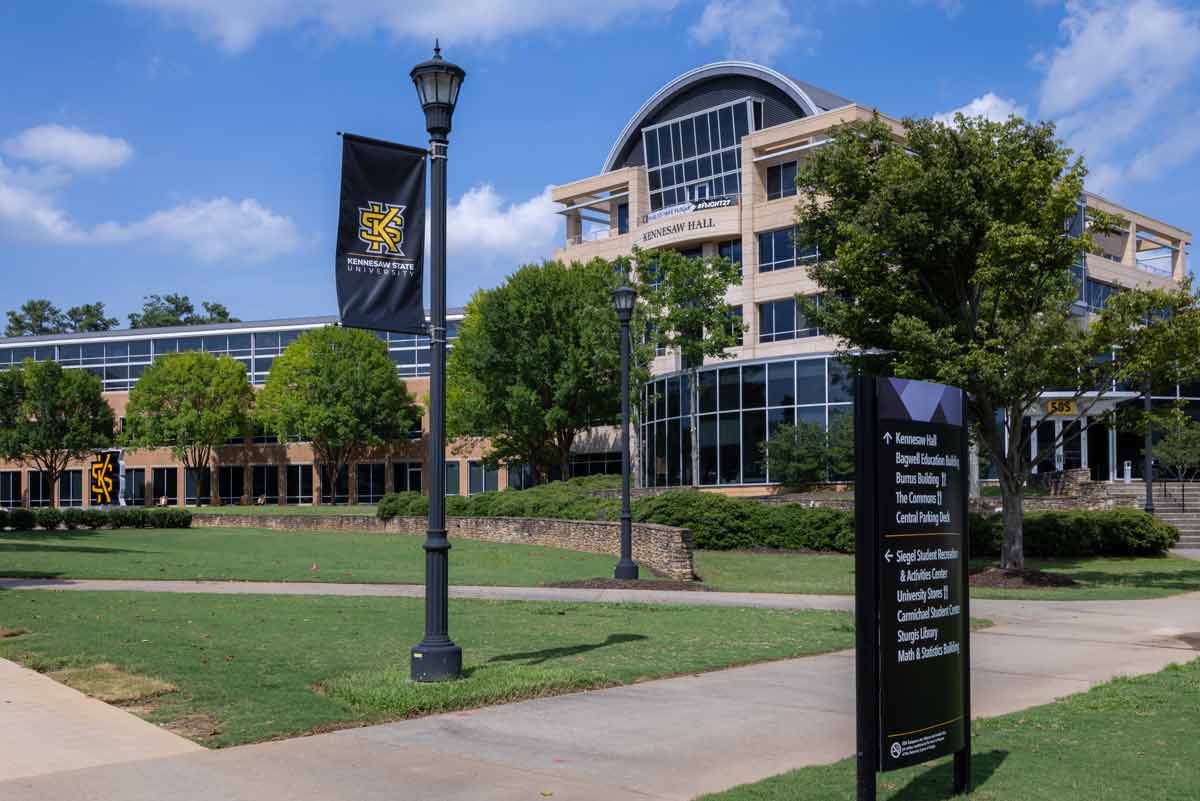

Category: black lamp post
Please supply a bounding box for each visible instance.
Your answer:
[613,285,639,580]
[410,43,465,682]
[1144,372,1155,514]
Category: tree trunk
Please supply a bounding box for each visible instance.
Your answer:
[999,475,1024,571]
[968,438,981,500]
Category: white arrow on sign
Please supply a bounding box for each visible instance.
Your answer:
[884,549,893,563]
[882,432,893,444]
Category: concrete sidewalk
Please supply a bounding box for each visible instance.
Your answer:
[0,659,202,783]
[0,577,854,611]
[0,589,1196,800]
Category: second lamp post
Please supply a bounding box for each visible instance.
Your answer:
[613,285,639,580]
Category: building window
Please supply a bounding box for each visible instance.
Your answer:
[286,464,313,504]
[642,98,754,212]
[569,452,622,477]
[757,226,817,272]
[468,461,499,495]
[124,468,146,507]
[245,465,276,505]
[766,161,798,200]
[320,465,349,505]
[507,462,535,490]
[1084,279,1120,311]
[718,239,742,274]
[218,465,244,505]
[617,202,629,234]
[28,471,52,507]
[185,467,212,506]
[727,305,744,347]
[152,467,178,506]
[445,461,461,496]
[1,471,22,507]
[393,462,423,494]
[356,462,386,504]
[57,470,83,507]
[759,296,821,343]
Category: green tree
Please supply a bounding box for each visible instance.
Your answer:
[128,294,240,328]
[448,259,646,482]
[64,302,118,333]
[123,351,254,503]
[632,246,743,484]
[6,299,67,337]
[763,413,854,486]
[1142,408,1200,485]
[256,326,421,502]
[796,113,1200,570]
[0,360,114,507]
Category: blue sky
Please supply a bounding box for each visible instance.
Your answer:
[2,0,1198,325]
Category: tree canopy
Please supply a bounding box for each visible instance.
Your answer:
[256,326,421,499]
[764,414,854,487]
[122,351,255,495]
[5,299,118,337]
[797,112,1200,569]
[448,258,647,482]
[128,294,239,328]
[0,360,114,506]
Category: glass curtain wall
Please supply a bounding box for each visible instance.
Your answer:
[642,356,852,487]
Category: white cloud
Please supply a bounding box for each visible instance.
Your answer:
[443,184,559,293]
[1036,0,1200,188]
[911,0,964,18]
[934,92,1029,124]
[0,158,303,263]
[3,125,133,171]
[688,0,813,63]
[92,197,305,262]
[117,0,680,52]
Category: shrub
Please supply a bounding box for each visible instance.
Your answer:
[633,491,766,550]
[9,508,35,531]
[444,495,471,516]
[378,492,429,519]
[757,505,855,552]
[148,508,191,529]
[108,507,152,529]
[82,508,109,529]
[463,491,502,517]
[969,508,1178,558]
[61,507,86,529]
[35,507,64,531]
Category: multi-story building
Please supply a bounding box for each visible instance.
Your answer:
[552,61,1193,491]
[0,312,529,508]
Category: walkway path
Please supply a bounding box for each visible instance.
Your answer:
[0,584,1196,800]
[0,577,853,611]
[0,659,202,783]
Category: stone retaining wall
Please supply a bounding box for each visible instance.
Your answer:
[194,514,695,580]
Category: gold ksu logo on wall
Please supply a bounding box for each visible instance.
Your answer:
[90,451,115,505]
[357,201,406,256]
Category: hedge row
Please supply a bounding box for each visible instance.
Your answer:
[377,479,854,553]
[0,507,192,532]
[969,508,1178,557]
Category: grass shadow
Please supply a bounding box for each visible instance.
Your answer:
[487,633,649,666]
[0,543,148,555]
[0,571,66,587]
[887,750,1008,800]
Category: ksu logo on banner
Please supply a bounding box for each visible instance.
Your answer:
[357,201,406,256]
[90,452,115,505]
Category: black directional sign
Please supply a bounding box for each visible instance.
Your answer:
[855,375,971,799]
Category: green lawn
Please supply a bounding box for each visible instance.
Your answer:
[0,527,622,586]
[697,550,1200,600]
[697,657,1200,801]
[191,504,377,516]
[0,590,854,747]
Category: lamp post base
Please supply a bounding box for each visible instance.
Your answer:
[614,560,639,580]
[411,641,463,682]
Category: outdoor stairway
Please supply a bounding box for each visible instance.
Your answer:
[1099,482,1200,549]
[1144,486,1200,550]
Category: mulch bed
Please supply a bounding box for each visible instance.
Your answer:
[543,578,711,592]
[969,566,1079,589]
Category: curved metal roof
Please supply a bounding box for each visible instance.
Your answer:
[601,61,851,173]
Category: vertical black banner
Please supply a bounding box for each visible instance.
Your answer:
[89,449,122,506]
[335,133,427,333]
